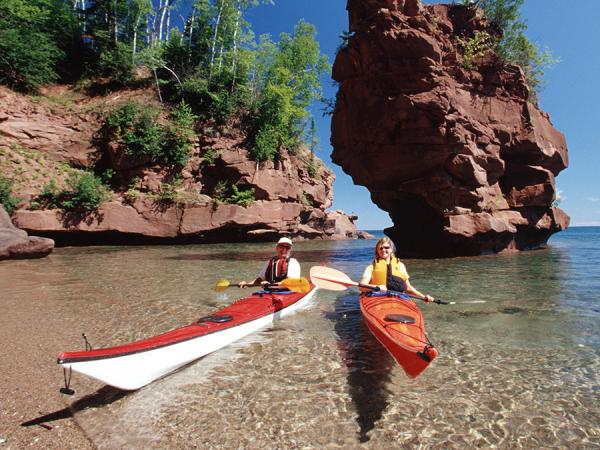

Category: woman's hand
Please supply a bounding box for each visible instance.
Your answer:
[377,285,387,292]
[238,281,248,288]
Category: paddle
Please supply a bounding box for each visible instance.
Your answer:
[309,265,451,305]
[214,277,311,294]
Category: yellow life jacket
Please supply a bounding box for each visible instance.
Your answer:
[370,257,409,290]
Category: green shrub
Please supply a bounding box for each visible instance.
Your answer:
[229,185,255,207]
[60,172,111,211]
[468,0,558,96]
[38,179,61,209]
[104,101,195,167]
[457,31,494,69]
[105,102,164,159]
[162,101,196,167]
[212,180,229,204]
[300,192,313,207]
[156,182,179,203]
[36,173,110,212]
[210,181,254,206]
[101,168,116,185]
[202,148,221,165]
[306,157,319,178]
[0,176,19,214]
[97,41,135,85]
[180,74,249,124]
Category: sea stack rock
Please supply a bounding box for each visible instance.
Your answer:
[331,0,569,256]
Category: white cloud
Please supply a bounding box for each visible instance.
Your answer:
[587,197,600,203]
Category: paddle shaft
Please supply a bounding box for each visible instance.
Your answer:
[309,265,450,305]
[360,283,450,305]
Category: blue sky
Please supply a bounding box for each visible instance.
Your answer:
[247,0,600,229]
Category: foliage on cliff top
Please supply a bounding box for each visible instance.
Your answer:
[0,0,330,169]
[0,0,77,91]
[459,0,558,96]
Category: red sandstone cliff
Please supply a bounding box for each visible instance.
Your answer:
[332,0,569,256]
[0,85,359,245]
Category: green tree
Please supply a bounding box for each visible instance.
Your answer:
[249,20,329,161]
[475,0,558,95]
[0,0,75,91]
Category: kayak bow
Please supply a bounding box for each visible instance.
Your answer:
[360,291,437,378]
[58,284,317,390]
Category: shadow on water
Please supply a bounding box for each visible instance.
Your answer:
[21,386,128,429]
[326,292,394,443]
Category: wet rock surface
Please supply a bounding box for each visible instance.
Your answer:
[331,0,569,256]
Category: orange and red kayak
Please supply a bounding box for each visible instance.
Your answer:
[360,292,437,378]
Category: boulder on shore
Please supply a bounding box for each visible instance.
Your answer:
[0,205,54,260]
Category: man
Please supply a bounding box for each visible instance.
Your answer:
[238,237,301,287]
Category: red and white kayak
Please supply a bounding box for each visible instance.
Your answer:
[360,292,437,378]
[58,285,317,390]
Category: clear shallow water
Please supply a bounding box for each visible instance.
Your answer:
[2,228,599,448]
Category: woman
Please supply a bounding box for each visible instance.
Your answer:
[360,237,434,302]
[238,237,301,288]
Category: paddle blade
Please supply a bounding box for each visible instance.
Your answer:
[280,277,311,294]
[214,279,231,292]
[309,266,354,291]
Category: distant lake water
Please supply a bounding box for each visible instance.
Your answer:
[2,227,599,448]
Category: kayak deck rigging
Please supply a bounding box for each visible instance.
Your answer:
[58,285,317,391]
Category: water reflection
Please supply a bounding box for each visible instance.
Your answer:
[327,292,394,443]
[3,229,600,448]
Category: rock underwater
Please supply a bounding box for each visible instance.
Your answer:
[331,0,569,256]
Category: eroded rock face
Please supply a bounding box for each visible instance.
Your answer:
[0,206,54,260]
[0,86,359,244]
[332,0,569,256]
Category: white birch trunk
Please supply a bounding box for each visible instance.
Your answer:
[157,0,167,43]
[112,0,118,43]
[165,0,172,41]
[187,9,195,64]
[209,0,225,79]
[231,3,241,86]
[217,43,224,72]
[132,17,139,63]
[146,15,151,46]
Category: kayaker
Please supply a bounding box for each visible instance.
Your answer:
[238,237,301,288]
[360,237,434,302]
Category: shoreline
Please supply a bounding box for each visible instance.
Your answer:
[0,285,95,449]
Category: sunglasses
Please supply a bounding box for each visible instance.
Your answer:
[379,246,391,250]
[278,244,292,249]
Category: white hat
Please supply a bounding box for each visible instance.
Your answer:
[277,237,293,246]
